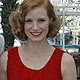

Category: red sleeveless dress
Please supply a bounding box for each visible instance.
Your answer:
[7,47,65,80]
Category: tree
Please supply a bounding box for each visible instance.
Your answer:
[0,0,19,50]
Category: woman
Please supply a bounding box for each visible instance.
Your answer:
[0,0,77,80]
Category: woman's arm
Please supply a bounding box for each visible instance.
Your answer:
[0,51,8,80]
[61,53,77,80]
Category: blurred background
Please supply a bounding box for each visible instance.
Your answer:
[0,0,80,79]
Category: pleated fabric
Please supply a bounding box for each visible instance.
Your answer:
[7,46,65,80]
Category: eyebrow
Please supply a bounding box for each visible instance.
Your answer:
[25,17,47,20]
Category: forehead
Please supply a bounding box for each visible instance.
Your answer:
[25,7,48,18]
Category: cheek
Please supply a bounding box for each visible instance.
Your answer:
[40,23,49,31]
[24,24,30,36]
[24,24,31,32]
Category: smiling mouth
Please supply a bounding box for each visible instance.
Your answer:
[30,32,42,36]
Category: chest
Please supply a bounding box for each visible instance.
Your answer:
[20,54,53,70]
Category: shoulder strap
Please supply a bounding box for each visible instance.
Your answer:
[7,47,19,66]
[53,46,66,65]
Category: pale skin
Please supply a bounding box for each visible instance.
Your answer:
[0,7,77,80]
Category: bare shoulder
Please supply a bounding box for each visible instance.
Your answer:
[0,51,8,71]
[61,53,77,80]
[61,53,76,71]
[62,53,74,64]
[0,51,8,80]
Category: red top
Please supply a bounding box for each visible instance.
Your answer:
[7,47,65,80]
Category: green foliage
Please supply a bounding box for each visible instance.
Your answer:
[65,19,74,25]
[0,0,19,50]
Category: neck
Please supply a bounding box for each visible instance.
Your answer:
[24,38,52,55]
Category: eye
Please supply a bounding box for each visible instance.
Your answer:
[38,19,46,22]
[25,19,32,22]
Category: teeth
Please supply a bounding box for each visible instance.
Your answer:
[32,33,41,35]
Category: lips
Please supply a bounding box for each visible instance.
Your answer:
[30,32,42,36]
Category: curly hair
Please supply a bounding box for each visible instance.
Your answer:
[9,0,60,41]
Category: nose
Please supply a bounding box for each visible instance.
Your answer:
[32,22,39,31]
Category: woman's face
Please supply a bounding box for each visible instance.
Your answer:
[24,7,50,42]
